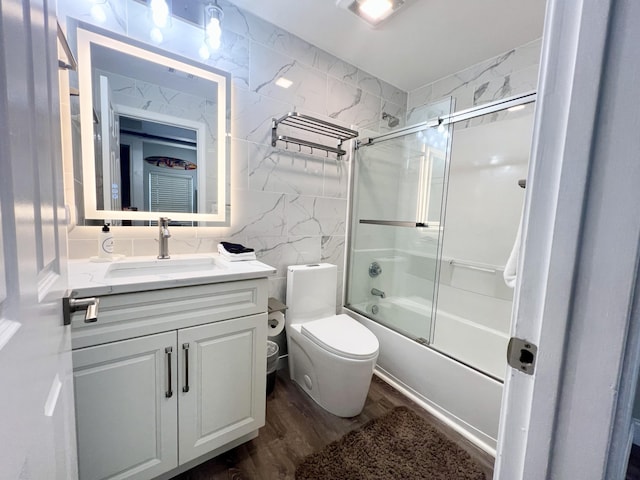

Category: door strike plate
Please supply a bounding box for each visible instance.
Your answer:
[507,337,537,375]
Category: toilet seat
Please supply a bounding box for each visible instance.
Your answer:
[301,314,379,360]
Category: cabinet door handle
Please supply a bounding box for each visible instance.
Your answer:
[182,343,190,393]
[165,346,173,398]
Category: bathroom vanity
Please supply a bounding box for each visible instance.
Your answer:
[67,255,275,480]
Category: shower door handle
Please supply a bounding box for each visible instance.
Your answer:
[359,219,428,227]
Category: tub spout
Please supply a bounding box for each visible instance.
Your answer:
[371,288,386,299]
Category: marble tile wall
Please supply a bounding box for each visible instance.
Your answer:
[407,38,541,124]
[58,0,408,317]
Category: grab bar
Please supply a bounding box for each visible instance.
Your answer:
[448,259,501,274]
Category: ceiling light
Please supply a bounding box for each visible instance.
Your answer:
[337,0,407,27]
[508,105,526,112]
[359,0,392,21]
[275,77,293,89]
[205,2,224,51]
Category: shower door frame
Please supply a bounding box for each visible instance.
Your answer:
[344,90,537,370]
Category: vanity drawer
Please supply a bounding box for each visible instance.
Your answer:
[71,278,268,349]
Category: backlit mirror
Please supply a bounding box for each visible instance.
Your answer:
[76,23,230,225]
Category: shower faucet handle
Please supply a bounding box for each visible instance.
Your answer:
[369,262,382,277]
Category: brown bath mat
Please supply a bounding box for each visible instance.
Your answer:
[295,406,486,480]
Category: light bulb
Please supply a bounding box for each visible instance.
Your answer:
[206,17,222,50]
[150,27,163,44]
[358,0,392,21]
[150,0,169,28]
[90,4,107,23]
[198,42,211,60]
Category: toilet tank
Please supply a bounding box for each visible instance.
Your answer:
[286,263,337,323]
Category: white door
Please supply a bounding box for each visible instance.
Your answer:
[495,0,640,478]
[0,0,77,478]
[178,314,267,464]
[72,332,178,480]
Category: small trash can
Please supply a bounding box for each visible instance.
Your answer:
[266,340,279,395]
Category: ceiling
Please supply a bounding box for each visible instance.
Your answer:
[223,0,547,92]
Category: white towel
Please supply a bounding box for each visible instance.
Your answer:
[504,206,524,288]
[217,244,256,261]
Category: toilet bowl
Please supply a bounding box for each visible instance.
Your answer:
[285,263,379,417]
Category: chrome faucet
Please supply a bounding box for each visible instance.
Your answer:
[371,288,386,299]
[158,217,171,259]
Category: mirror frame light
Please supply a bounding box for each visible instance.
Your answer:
[76,25,230,224]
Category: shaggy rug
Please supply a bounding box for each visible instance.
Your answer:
[295,406,487,480]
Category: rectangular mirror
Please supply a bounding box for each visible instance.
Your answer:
[75,22,230,225]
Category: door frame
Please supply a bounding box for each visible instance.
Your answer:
[495,0,640,478]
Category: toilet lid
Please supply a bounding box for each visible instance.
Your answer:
[301,314,379,360]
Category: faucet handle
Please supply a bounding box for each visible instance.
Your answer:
[159,217,171,237]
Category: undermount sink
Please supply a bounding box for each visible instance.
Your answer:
[105,255,219,278]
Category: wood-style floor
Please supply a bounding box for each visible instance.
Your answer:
[173,368,495,479]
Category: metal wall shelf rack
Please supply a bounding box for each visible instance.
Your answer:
[271,112,358,159]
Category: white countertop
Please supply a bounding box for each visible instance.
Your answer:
[68,254,276,297]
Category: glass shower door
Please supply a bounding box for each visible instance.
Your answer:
[345,120,451,343]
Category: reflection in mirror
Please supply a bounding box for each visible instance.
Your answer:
[120,116,199,226]
[76,23,230,225]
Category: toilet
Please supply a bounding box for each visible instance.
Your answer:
[285,263,379,417]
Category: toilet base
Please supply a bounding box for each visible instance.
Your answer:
[287,329,377,418]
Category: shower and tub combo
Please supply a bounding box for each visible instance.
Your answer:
[344,92,536,451]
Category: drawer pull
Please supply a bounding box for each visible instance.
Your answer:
[182,343,190,393]
[165,347,173,398]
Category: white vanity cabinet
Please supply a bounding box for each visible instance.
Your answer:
[177,315,265,464]
[73,332,179,480]
[69,274,270,480]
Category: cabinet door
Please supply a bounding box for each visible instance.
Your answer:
[72,331,178,480]
[178,313,267,464]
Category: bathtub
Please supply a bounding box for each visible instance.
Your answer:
[344,297,506,455]
[353,294,508,380]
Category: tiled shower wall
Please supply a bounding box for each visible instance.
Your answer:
[407,38,541,122]
[59,0,408,306]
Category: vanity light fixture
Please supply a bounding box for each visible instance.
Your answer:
[198,43,211,60]
[275,77,293,89]
[150,27,163,44]
[149,0,171,28]
[90,0,108,23]
[336,0,407,27]
[204,1,224,51]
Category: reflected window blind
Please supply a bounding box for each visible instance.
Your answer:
[149,172,194,213]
